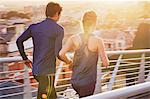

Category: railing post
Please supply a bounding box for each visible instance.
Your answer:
[94,64,102,94]
[0,37,8,78]
[108,54,123,91]
[23,65,32,99]
[55,62,63,86]
[138,53,145,83]
[146,71,150,81]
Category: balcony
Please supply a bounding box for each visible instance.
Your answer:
[0,49,150,99]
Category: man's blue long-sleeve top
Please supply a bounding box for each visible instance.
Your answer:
[16,18,64,75]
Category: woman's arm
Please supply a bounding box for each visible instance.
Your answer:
[59,37,74,64]
[97,38,109,67]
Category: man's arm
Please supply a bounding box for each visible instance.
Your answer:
[16,25,32,68]
[55,27,64,59]
[97,38,109,67]
[59,37,74,64]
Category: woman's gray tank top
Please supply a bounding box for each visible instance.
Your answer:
[71,34,99,86]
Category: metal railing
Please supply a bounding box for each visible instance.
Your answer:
[0,49,150,99]
[82,82,150,99]
[99,49,150,92]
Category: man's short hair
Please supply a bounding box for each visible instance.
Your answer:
[45,2,62,17]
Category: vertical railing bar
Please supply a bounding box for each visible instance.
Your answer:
[108,54,123,91]
[55,62,63,86]
[23,65,32,99]
[138,53,145,83]
[146,69,150,81]
[94,64,102,94]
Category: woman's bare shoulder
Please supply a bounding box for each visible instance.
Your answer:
[91,35,103,42]
[70,33,82,41]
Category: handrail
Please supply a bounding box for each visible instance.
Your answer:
[1,49,150,63]
[0,56,33,63]
[106,49,150,55]
[82,82,150,99]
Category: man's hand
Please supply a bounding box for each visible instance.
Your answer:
[23,59,32,68]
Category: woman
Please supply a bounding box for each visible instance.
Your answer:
[59,10,109,98]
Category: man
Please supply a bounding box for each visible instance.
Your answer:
[59,11,109,98]
[16,2,64,99]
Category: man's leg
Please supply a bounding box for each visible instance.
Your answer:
[47,75,57,99]
[34,75,57,99]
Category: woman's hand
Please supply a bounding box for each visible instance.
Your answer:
[63,60,73,69]
[68,60,73,69]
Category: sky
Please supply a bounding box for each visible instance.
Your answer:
[0,0,148,10]
[0,0,149,5]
